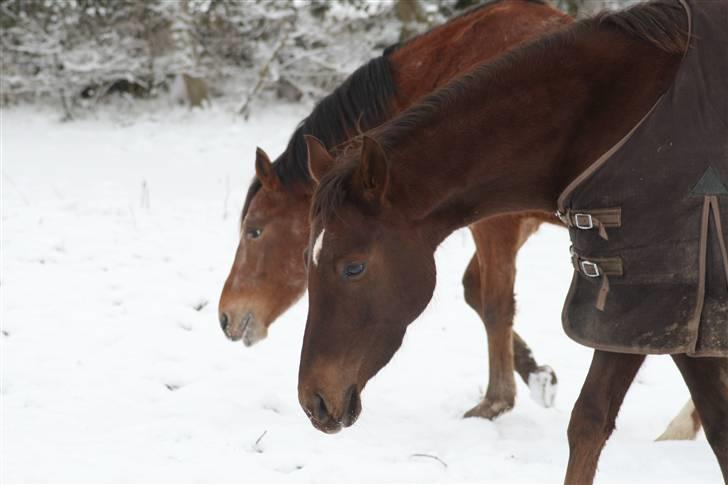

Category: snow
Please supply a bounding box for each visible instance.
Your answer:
[1,105,722,483]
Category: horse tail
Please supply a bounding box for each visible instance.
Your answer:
[655,399,701,441]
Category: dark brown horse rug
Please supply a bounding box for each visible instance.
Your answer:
[558,0,728,357]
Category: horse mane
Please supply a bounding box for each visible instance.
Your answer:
[240,53,397,224]
[311,0,689,225]
[376,0,689,151]
[595,0,689,54]
[241,0,555,224]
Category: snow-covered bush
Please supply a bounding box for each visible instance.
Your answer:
[1,0,440,116]
[0,0,631,117]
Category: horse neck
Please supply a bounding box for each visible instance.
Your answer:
[389,0,570,107]
[382,26,683,246]
[279,0,569,194]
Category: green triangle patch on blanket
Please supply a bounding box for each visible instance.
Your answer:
[691,166,728,196]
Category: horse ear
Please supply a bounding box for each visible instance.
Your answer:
[355,136,389,205]
[255,147,280,191]
[305,135,335,184]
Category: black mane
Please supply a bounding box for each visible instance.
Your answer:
[241,53,397,223]
[241,0,556,223]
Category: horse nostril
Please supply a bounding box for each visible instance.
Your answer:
[343,385,360,426]
[219,313,229,331]
[313,393,329,422]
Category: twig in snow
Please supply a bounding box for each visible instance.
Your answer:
[252,430,267,453]
[410,453,448,468]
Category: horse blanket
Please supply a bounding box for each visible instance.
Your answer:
[558,0,728,357]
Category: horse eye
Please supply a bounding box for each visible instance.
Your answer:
[246,228,262,239]
[343,262,366,279]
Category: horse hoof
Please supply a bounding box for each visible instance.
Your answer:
[528,365,558,408]
[463,398,514,420]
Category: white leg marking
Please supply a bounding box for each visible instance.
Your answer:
[528,365,557,408]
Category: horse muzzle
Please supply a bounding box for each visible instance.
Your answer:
[300,385,361,434]
[219,310,268,346]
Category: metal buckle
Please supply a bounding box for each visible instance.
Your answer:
[555,210,569,225]
[574,213,594,230]
[580,260,601,278]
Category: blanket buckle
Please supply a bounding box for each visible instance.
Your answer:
[574,213,594,230]
[580,260,601,277]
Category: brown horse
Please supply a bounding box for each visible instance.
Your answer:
[219,0,571,419]
[300,0,726,482]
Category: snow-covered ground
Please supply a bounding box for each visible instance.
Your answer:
[1,106,722,483]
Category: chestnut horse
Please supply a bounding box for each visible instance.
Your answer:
[300,1,726,482]
[219,0,571,419]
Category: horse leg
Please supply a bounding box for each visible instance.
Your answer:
[671,354,728,481]
[462,216,556,419]
[565,350,645,485]
[461,246,516,419]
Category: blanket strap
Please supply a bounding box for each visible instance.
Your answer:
[570,248,624,311]
[708,196,728,287]
[557,207,622,240]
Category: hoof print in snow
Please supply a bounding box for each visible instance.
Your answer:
[164,383,181,391]
[192,300,208,312]
[463,399,513,420]
[275,464,303,474]
[262,403,280,414]
[528,365,558,408]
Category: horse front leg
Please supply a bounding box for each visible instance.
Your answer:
[671,354,728,481]
[565,350,645,485]
[462,216,556,419]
